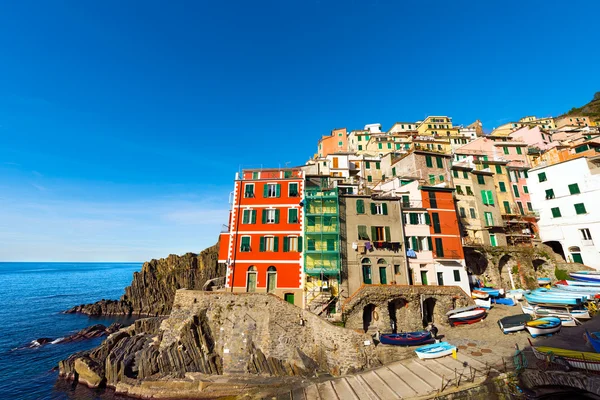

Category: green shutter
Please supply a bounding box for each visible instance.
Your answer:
[382,203,388,215]
[376,162,380,170]
[436,157,443,168]
[392,167,396,176]
[495,165,502,174]
[503,146,509,155]
[289,183,298,196]
[273,237,279,252]
[424,213,431,225]
[503,201,511,214]
[477,175,485,184]
[513,185,520,198]
[435,238,444,257]
[411,236,418,250]
[371,226,377,241]
[427,237,433,251]
[275,209,280,223]
[402,195,410,207]
[569,183,580,195]
[275,184,281,198]
[551,207,561,218]
[410,213,418,224]
[251,210,257,224]
[453,170,458,178]
[298,237,303,252]
[499,182,506,192]
[356,199,364,214]
[259,236,265,252]
[307,216,315,226]
[516,147,522,155]
[481,190,488,205]
[289,208,297,223]
[242,210,249,224]
[262,209,267,224]
[241,236,250,251]
[426,156,433,167]
[283,237,289,252]
[538,172,547,182]
[263,184,269,198]
[432,213,441,233]
[358,225,368,239]
[575,203,587,214]
[385,226,391,241]
[370,203,376,214]
[487,190,494,205]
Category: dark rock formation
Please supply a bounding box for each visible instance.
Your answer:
[65,244,222,317]
[28,323,123,348]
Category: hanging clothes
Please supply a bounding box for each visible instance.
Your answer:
[352,242,358,250]
[365,241,372,251]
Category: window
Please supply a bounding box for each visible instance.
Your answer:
[517,202,524,215]
[401,195,410,208]
[375,162,380,170]
[284,170,292,178]
[453,170,458,178]
[263,209,280,224]
[289,183,299,197]
[370,202,388,215]
[575,203,587,215]
[362,259,372,284]
[392,167,396,176]
[499,182,506,192]
[240,236,251,252]
[459,207,466,218]
[434,238,444,257]
[326,239,336,251]
[463,171,468,179]
[484,212,494,226]
[456,185,463,195]
[387,143,392,149]
[428,191,437,208]
[527,202,533,212]
[545,189,554,199]
[432,213,441,233]
[356,199,365,214]
[242,209,257,224]
[436,157,443,168]
[378,143,382,149]
[481,190,494,205]
[338,141,343,146]
[244,184,255,198]
[495,165,503,174]
[367,175,372,182]
[370,226,389,241]
[477,175,485,184]
[283,236,300,252]
[503,201,511,214]
[358,136,362,142]
[288,208,298,223]
[358,145,363,150]
[307,239,315,251]
[453,270,461,281]
[439,175,444,182]
[260,236,278,252]
[469,208,476,218]
[358,225,369,240]
[516,147,522,155]
[429,175,436,184]
[466,186,473,196]
[569,183,580,195]
[252,172,259,180]
[490,234,498,247]
[264,183,280,198]
[365,161,371,169]
[424,213,431,225]
[503,146,509,155]
[538,172,547,182]
[523,186,529,194]
[394,264,401,275]
[551,207,562,218]
[580,229,593,241]
[246,266,257,292]
[425,156,433,167]
[513,185,520,198]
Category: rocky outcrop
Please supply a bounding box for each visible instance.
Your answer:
[65,244,222,317]
[59,291,380,396]
[28,323,123,348]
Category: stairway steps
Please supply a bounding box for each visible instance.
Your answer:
[331,377,360,400]
[304,382,321,400]
[358,371,400,400]
[316,380,339,400]
[403,359,445,390]
[290,387,306,400]
[388,362,436,394]
[344,375,381,400]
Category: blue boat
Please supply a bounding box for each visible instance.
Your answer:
[585,330,600,353]
[570,271,600,283]
[533,288,590,300]
[415,342,457,360]
[555,284,600,295]
[476,287,501,297]
[493,297,516,306]
[538,277,551,285]
[379,331,434,346]
[524,293,583,306]
[525,317,562,338]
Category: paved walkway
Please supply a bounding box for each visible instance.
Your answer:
[278,351,501,400]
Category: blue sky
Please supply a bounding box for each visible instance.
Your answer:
[1,0,599,261]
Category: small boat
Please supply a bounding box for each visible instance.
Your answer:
[445,305,478,317]
[472,290,489,299]
[448,308,486,326]
[415,342,457,360]
[585,330,600,353]
[530,339,600,371]
[570,271,600,283]
[498,314,532,334]
[506,289,525,301]
[559,279,600,287]
[493,297,516,306]
[476,287,500,297]
[524,293,583,306]
[555,284,600,295]
[379,331,434,346]
[474,298,491,309]
[521,303,590,320]
[538,277,551,285]
[525,317,562,338]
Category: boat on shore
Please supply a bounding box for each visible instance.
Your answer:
[524,293,583,306]
[570,271,600,283]
[475,287,502,297]
[521,303,590,320]
[474,298,491,309]
[585,330,600,353]
[379,331,434,346]
[525,317,562,338]
[530,339,600,371]
[498,314,532,334]
[555,284,600,295]
[538,277,551,285]
[506,289,525,301]
[448,308,486,326]
[557,279,600,287]
[472,290,489,299]
[445,305,478,317]
[493,297,516,306]
[415,342,457,360]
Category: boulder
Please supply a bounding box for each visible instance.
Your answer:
[74,357,105,388]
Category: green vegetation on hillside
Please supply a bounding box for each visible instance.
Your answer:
[564,91,600,120]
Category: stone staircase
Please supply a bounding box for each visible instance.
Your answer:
[277,351,499,399]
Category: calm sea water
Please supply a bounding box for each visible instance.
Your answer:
[0,262,142,400]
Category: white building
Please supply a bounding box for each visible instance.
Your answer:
[527,156,600,269]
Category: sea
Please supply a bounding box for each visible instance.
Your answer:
[0,262,142,400]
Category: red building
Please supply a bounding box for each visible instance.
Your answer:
[218,168,304,306]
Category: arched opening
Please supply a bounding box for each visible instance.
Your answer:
[377,259,388,285]
[246,266,257,292]
[362,303,376,333]
[361,258,372,284]
[544,241,565,261]
[422,297,437,327]
[498,254,515,289]
[387,298,407,333]
[266,266,277,293]
[464,250,488,275]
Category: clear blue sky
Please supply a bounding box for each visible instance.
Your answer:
[1,0,598,261]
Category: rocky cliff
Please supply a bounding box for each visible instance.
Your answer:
[65,244,222,317]
[59,291,380,397]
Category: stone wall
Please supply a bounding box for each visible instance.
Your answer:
[342,284,474,332]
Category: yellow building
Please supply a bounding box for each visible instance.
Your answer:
[416,116,461,137]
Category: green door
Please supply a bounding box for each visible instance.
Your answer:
[379,267,387,284]
[284,293,295,305]
[420,271,428,285]
[247,272,257,292]
[267,273,276,293]
[363,266,372,284]
[490,234,498,247]
[572,253,584,264]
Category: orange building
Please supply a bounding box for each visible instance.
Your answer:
[317,128,348,158]
[218,168,304,306]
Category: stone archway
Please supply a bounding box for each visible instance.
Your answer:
[422,297,437,327]
[464,250,489,276]
[498,254,516,290]
[387,298,408,333]
[362,304,378,333]
[544,241,566,261]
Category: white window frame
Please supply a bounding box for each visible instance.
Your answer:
[265,208,276,224]
[288,208,299,223]
[580,228,593,241]
[266,183,277,197]
[288,236,298,252]
[244,183,255,198]
[375,203,384,215]
[264,235,275,252]
[288,182,299,197]
[240,236,251,252]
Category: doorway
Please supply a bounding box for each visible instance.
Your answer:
[379,267,387,284]
[284,293,294,305]
[437,272,444,286]
[420,271,429,285]
[246,266,257,292]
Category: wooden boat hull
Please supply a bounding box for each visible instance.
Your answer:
[415,342,457,360]
[379,331,433,346]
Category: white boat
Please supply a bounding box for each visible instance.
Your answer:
[414,342,457,360]
[521,303,590,320]
[474,298,491,309]
[562,280,600,287]
[506,289,525,301]
[472,290,489,299]
[448,308,486,321]
[525,317,562,338]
